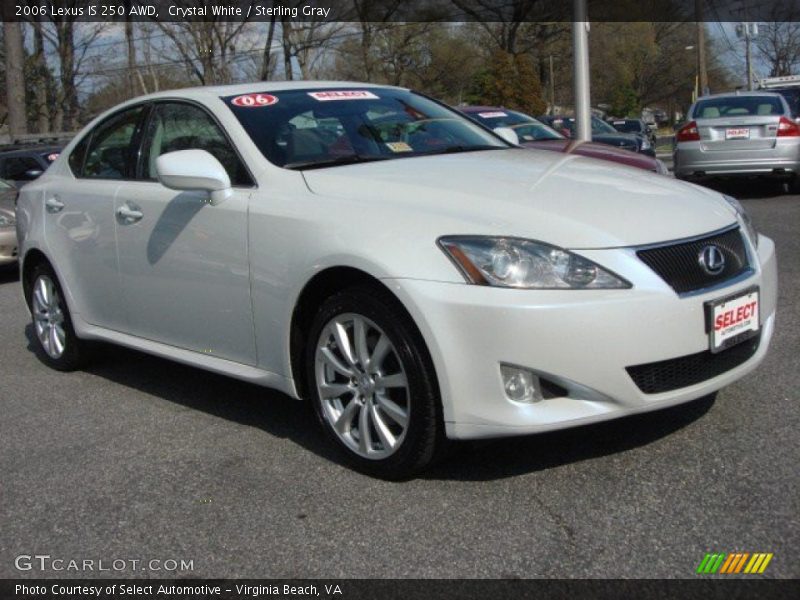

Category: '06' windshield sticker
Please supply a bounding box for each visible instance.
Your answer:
[231,93,279,107]
[308,90,379,101]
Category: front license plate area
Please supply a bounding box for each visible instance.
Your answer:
[726,127,750,140]
[705,287,759,353]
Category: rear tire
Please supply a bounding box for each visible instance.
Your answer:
[305,285,443,480]
[28,263,88,371]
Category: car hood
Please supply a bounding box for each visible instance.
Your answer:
[301,149,735,249]
[520,140,657,171]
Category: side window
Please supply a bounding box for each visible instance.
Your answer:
[68,135,91,176]
[2,156,42,180]
[141,103,252,186]
[82,106,144,179]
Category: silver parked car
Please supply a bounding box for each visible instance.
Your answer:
[674,92,800,189]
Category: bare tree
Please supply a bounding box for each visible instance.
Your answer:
[154,1,256,85]
[449,0,565,56]
[30,16,51,133]
[36,1,107,130]
[2,10,27,137]
[756,21,800,77]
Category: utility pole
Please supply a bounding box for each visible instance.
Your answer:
[744,23,753,90]
[572,0,591,142]
[695,0,709,96]
[734,3,757,90]
[549,55,556,115]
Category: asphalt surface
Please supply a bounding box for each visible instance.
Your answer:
[1,182,798,580]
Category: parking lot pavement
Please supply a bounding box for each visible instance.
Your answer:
[0,185,797,580]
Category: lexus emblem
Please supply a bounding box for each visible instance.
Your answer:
[699,245,726,275]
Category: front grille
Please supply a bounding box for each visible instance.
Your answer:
[626,334,760,394]
[637,227,749,294]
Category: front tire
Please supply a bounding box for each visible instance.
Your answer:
[28,263,88,371]
[305,285,443,479]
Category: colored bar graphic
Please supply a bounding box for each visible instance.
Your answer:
[720,553,736,573]
[699,552,773,575]
[734,553,749,573]
[758,554,773,573]
[696,554,712,574]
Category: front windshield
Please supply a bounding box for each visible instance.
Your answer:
[224,88,508,169]
[610,120,642,133]
[467,109,563,141]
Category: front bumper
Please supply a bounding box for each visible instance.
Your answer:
[0,228,17,265]
[387,234,777,440]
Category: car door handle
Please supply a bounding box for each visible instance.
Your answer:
[116,204,143,223]
[45,197,65,213]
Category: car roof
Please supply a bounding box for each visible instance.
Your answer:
[130,80,400,104]
[695,91,784,100]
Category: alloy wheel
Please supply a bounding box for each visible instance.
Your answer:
[314,313,410,460]
[32,275,66,359]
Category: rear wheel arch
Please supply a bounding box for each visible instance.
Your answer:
[21,249,52,307]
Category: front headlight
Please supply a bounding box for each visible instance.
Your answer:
[0,213,14,228]
[723,195,758,248]
[640,137,651,150]
[438,236,631,289]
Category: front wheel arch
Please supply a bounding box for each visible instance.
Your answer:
[289,267,440,407]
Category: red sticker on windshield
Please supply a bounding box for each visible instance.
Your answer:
[231,93,278,107]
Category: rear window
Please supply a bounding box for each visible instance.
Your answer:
[223,88,506,169]
[611,120,643,133]
[692,96,785,119]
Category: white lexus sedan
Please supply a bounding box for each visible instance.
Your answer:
[15,82,777,479]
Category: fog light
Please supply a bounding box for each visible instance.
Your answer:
[501,364,543,403]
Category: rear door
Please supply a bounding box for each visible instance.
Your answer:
[693,95,785,153]
[42,105,147,331]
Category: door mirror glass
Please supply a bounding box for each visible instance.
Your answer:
[493,127,519,145]
[156,149,232,205]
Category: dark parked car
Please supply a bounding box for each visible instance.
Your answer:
[0,144,62,187]
[608,118,657,147]
[539,115,655,157]
[461,106,666,173]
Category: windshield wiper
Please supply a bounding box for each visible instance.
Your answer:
[421,145,504,156]
[284,154,391,170]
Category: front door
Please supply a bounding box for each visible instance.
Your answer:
[115,101,257,365]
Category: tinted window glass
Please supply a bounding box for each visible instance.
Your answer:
[82,106,144,179]
[69,135,91,175]
[224,88,506,169]
[141,102,252,186]
[693,96,785,119]
[2,156,42,180]
[611,120,643,133]
[467,109,563,141]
